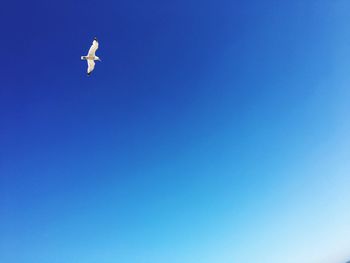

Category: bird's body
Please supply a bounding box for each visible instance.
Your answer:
[81,37,101,75]
[81,56,100,60]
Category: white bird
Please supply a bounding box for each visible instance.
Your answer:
[81,37,101,76]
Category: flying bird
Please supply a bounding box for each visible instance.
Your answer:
[81,37,101,76]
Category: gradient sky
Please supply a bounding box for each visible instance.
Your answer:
[1,0,350,263]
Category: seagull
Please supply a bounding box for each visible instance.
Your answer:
[81,37,101,76]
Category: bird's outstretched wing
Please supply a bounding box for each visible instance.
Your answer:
[87,60,95,75]
[88,38,99,56]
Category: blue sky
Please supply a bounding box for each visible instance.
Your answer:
[1,0,350,262]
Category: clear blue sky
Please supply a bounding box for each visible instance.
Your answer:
[1,0,350,262]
